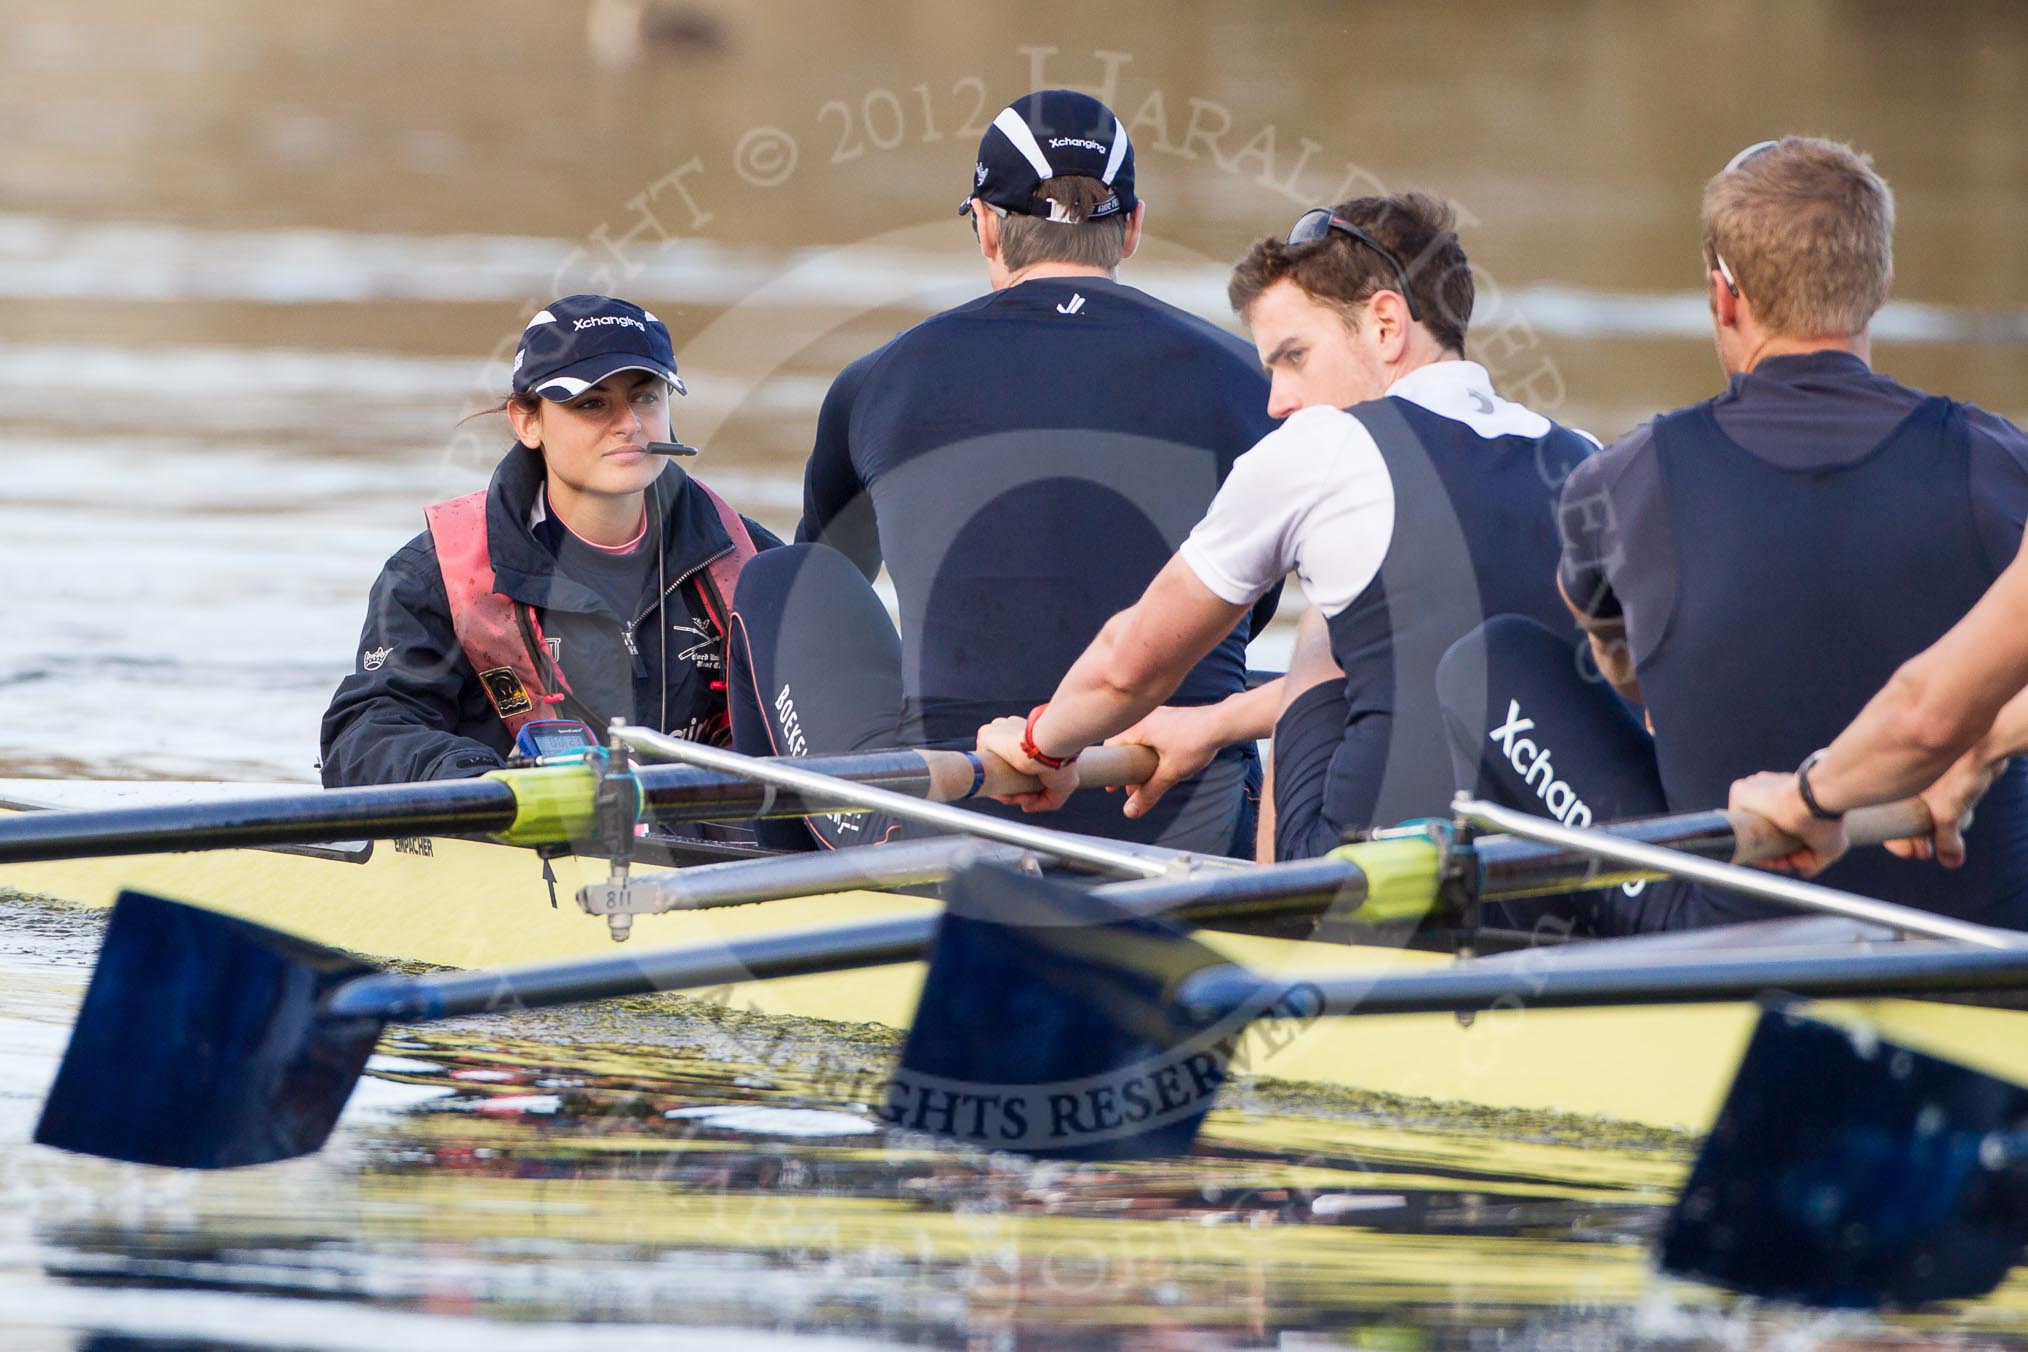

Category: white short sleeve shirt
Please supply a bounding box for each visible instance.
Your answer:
[1178,361,1566,617]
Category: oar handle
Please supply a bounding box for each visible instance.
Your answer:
[1725,798,1935,864]
[921,744,1160,801]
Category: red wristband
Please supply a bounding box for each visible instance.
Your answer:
[1022,704,1077,770]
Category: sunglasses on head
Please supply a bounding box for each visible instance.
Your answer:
[1723,139,1779,173]
[1286,208,1423,322]
[1710,140,1779,297]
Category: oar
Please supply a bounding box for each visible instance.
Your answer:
[612,725,1180,879]
[598,835,1028,913]
[0,742,1157,866]
[1045,795,1938,931]
[589,827,1236,916]
[886,794,1995,1158]
[1658,1004,2028,1309]
[33,797,1931,1169]
[890,854,2028,1161]
[607,727,1955,922]
[906,865,2028,1306]
[34,889,945,1168]
[1455,798,2009,948]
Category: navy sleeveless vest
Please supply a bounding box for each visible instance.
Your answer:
[1641,395,2028,926]
[1322,398,1591,830]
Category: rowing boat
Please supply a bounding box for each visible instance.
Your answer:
[11,776,2028,1136]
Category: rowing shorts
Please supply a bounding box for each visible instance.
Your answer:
[1269,677,1389,863]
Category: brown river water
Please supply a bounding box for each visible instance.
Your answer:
[2,0,2027,1345]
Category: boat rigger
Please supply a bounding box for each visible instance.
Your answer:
[14,730,2028,1311]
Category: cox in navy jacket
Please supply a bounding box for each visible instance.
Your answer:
[320,444,781,787]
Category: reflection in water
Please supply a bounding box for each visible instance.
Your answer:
[2,998,2022,1345]
[6,904,2028,1345]
[32,1023,1676,1345]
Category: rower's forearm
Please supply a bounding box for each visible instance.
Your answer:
[1214,680,1283,744]
[1808,542,2028,811]
[1808,665,1999,811]
[1041,671,1275,767]
[1027,560,1255,762]
[1041,652,1187,754]
[1969,686,2028,769]
[1033,613,1200,757]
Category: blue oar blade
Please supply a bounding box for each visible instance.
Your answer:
[1661,1006,2028,1308]
[35,891,384,1168]
[889,862,1249,1160]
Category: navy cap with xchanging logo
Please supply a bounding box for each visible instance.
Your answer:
[511,294,687,402]
[958,89,1137,223]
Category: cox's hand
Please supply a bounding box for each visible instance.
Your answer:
[1106,705,1224,819]
[1728,770,1849,877]
[976,716,1078,813]
[1885,752,2004,869]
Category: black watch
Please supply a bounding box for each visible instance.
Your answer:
[1795,748,1843,822]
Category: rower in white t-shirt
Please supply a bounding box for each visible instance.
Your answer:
[977,191,1597,860]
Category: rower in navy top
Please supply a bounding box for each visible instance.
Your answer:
[801,273,1277,732]
[977,192,1595,863]
[1288,395,1592,850]
[1454,136,2028,932]
[728,89,1279,855]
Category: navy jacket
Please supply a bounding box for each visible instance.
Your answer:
[320,445,781,787]
[798,275,1281,741]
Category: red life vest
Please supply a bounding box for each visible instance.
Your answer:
[425,480,757,738]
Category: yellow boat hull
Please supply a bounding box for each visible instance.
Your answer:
[8,782,2026,1135]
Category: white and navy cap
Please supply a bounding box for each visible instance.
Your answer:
[511,294,686,402]
[958,89,1136,223]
